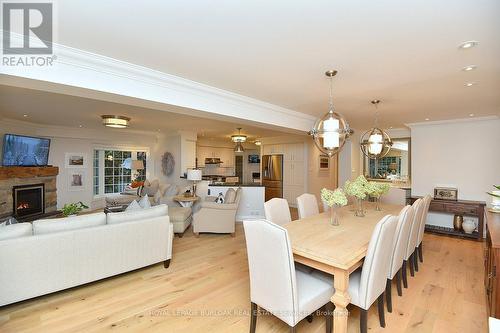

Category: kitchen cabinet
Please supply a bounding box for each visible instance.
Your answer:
[262,144,284,155]
[197,145,234,167]
[284,143,304,162]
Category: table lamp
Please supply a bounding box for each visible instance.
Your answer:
[187,169,202,197]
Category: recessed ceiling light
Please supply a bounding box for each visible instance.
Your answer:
[425,118,430,121]
[79,125,83,128]
[465,82,476,87]
[459,40,479,50]
[469,113,475,117]
[23,114,28,117]
[462,65,477,72]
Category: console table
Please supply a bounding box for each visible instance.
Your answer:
[409,197,486,240]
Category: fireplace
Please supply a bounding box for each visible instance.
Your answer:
[12,183,45,218]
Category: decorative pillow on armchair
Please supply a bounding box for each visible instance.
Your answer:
[224,188,236,204]
[141,179,159,197]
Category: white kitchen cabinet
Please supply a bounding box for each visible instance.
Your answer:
[262,144,284,155]
[220,148,235,167]
[283,185,303,207]
[197,145,234,167]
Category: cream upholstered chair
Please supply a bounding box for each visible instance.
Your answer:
[381,187,407,205]
[415,195,432,265]
[343,215,398,333]
[192,188,241,237]
[385,205,414,312]
[402,198,424,287]
[243,219,334,333]
[297,193,320,219]
[264,198,291,225]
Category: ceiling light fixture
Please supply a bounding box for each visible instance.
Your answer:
[231,127,247,143]
[360,100,393,159]
[308,70,352,158]
[469,113,475,117]
[254,140,262,146]
[23,114,28,117]
[101,115,130,128]
[425,118,430,121]
[458,41,479,49]
[465,82,476,87]
[462,65,477,72]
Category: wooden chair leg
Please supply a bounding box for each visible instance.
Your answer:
[194,232,200,238]
[386,279,392,313]
[177,232,184,238]
[418,243,424,263]
[378,293,386,328]
[402,260,408,288]
[164,259,171,268]
[325,302,333,333]
[414,249,419,272]
[250,302,257,333]
[396,269,403,296]
[306,314,313,323]
[360,308,368,333]
[231,232,236,237]
[409,253,415,277]
[289,326,296,333]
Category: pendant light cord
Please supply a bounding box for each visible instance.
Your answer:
[329,76,334,113]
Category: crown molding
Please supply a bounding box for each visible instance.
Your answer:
[407,115,499,127]
[0,31,316,132]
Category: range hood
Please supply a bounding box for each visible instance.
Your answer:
[205,157,223,165]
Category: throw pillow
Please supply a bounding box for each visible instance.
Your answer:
[126,200,142,211]
[215,192,225,204]
[0,221,6,228]
[139,194,152,209]
[142,179,159,197]
[224,188,236,204]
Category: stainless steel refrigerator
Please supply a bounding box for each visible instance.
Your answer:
[262,154,283,202]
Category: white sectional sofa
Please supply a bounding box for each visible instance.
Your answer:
[0,204,173,306]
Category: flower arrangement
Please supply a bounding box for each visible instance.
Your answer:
[61,201,89,217]
[367,182,391,198]
[321,188,348,207]
[344,175,369,199]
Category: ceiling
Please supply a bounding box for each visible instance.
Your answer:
[0,85,288,140]
[49,0,500,129]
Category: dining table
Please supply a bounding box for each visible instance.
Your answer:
[284,202,404,333]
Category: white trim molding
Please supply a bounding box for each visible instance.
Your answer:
[407,116,499,128]
[0,31,316,132]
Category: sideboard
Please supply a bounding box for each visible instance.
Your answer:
[485,210,500,318]
[409,197,486,241]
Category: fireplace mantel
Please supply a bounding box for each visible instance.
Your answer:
[0,166,59,180]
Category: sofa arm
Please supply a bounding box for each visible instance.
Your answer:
[200,201,238,210]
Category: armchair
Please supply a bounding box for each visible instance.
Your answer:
[193,188,241,237]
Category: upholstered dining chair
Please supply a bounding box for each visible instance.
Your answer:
[243,219,334,333]
[342,215,398,333]
[385,205,414,312]
[264,198,292,225]
[415,195,432,266]
[297,193,319,219]
[402,198,424,287]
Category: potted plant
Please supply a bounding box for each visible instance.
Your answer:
[321,188,348,226]
[61,202,89,217]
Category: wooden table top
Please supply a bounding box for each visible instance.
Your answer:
[284,202,404,271]
[173,195,199,202]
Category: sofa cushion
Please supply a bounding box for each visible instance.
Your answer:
[33,213,106,235]
[224,188,236,204]
[139,195,152,209]
[168,207,192,223]
[126,200,141,211]
[106,204,168,225]
[0,223,33,241]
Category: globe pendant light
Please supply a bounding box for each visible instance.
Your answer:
[232,128,246,153]
[308,70,352,157]
[360,100,393,159]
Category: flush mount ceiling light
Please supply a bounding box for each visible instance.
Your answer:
[254,140,262,146]
[308,70,352,158]
[458,40,479,49]
[231,127,247,143]
[360,100,393,159]
[101,115,130,128]
[462,65,477,72]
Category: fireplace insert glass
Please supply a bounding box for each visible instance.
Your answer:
[13,184,45,218]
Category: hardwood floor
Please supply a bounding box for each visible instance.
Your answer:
[0,225,488,333]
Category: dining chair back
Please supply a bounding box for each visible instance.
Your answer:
[297,193,320,219]
[388,205,414,280]
[264,198,291,225]
[416,195,432,246]
[405,198,424,261]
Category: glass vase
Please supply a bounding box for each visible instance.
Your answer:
[375,197,382,211]
[354,198,365,217]
[330,205,340,226]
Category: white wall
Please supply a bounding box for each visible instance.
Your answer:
[410,117,500,204]
[0,119,163,209]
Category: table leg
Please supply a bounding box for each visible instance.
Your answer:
[332,268,350,333]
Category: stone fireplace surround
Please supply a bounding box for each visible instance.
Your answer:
[0,167,58,219]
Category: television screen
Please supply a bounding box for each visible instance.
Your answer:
[248,154,260,163]
[2,134,51,166]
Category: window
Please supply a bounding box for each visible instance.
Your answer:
[93,149,147,195]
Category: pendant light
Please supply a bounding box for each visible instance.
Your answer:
[308,70,352,157]
[360,100,393,159]
[232,128,246,153]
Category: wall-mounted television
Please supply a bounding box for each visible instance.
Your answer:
[2,134,51,166]
[248,154,260,163]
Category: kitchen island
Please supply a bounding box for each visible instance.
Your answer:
[208,184,264,221]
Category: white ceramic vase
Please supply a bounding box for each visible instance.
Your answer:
[462,219,476,234]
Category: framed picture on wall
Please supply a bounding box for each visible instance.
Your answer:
[319,155,330,170]
[68,170,86,191]
[65,153,87,168]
